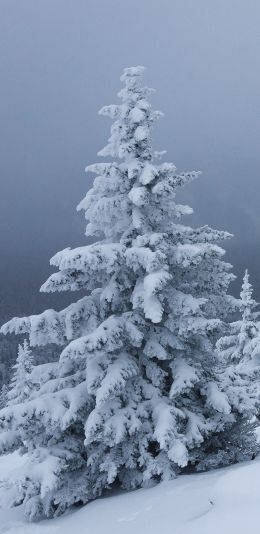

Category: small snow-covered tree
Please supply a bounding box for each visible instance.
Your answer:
[0,66,247,520]
[7,340,35,406]
[217,270,259,371]
[217,270,259,360]
[214,270,260,464]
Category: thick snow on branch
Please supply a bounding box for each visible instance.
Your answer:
[1,296,98,346]
[40,244,125,293]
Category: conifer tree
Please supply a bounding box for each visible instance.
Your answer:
[7,340,34,406]
[217,270,259,369]
[0,66,247,520]
[215,270,260,464]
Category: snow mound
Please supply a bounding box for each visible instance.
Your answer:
[0,453,260,533]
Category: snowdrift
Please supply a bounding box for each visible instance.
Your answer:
[0,453,260,533]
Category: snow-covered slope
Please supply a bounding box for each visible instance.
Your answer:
[0,454,260,533]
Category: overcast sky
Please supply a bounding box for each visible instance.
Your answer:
[0,0,260,318]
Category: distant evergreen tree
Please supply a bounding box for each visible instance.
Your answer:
[0,67,251,520]
[214,270,260,465]
[7,340,34,406]
[0,334,58,392]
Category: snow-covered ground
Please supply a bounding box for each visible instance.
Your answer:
[0,453,260,533]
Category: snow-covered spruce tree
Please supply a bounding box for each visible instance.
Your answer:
[0,66,244,519]
[7,340,35,406]
[215,270,260,459]
[217,270,260,375]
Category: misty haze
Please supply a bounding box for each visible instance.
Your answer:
[1,1,260,320]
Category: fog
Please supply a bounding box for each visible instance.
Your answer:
[0,0,260,319]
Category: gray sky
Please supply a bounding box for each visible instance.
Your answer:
[0,0,260,319]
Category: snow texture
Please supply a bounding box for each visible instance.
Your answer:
[0,452,260,533]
